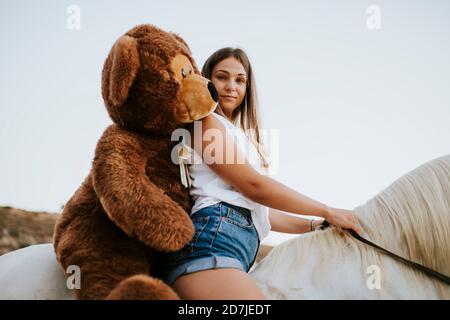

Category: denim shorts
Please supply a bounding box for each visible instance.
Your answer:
[159,202,260,286]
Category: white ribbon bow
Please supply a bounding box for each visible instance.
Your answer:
[177,144,192,188]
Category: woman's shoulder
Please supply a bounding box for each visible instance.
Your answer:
[210,112,233,127]
[186,112,228,147]
[193,112,233,133]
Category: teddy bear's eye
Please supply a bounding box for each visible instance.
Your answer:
[181,68,186,78]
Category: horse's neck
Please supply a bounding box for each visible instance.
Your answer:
[252,228,448,299]
[252,155,450,299]
[356,202,405,258]
[358,193,450,281]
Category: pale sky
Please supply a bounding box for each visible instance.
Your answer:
[1,0,449,246]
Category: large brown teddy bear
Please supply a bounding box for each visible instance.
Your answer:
[53,24,218,299]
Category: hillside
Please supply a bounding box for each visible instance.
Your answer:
[0,206,273,261]
[0,206,59,255]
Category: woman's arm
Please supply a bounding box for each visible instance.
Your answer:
[269,208,324,234]
[193,114,330,219]
[192,114,361,233]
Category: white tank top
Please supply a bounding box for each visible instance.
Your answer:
[186,112,271,241]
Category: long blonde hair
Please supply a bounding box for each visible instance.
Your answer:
[202,47,270,172]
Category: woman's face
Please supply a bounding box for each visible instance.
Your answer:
[211,57,247,118]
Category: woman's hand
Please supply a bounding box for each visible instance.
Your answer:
[324,207,362,234]
[311,218,325,231]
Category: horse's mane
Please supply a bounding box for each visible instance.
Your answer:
[262,154,450,296]
[359,155,450,277]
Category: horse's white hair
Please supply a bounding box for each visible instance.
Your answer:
[251,154,450,299]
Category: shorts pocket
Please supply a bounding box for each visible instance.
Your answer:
[189,215,211,250]
[223,208,253,229]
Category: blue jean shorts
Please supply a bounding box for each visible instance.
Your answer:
[159,202,260,286]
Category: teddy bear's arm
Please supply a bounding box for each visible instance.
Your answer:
[91,127,194,252]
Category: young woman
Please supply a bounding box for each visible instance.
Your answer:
[160,47,362,300]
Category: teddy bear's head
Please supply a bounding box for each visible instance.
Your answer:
[101,24,218,135]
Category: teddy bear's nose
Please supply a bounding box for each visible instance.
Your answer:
[208,81,219,103]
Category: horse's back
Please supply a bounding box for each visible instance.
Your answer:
[0,243,73,300]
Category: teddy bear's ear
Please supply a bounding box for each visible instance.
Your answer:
[103,35,140,107]
[170,32,192,53]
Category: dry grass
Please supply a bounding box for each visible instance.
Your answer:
[0,206,59,255]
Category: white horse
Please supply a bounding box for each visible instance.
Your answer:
[250,154,450,299]
[0,243,72,299]
[0,155,449,299]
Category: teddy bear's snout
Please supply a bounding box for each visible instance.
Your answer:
[207,81,219,103]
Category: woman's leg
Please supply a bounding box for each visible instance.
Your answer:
[172,268,267,300]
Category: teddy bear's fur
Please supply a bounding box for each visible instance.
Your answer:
[53,24,218,300]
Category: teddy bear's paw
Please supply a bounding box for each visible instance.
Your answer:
[106,274,179,300]
[146,221,195,252]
